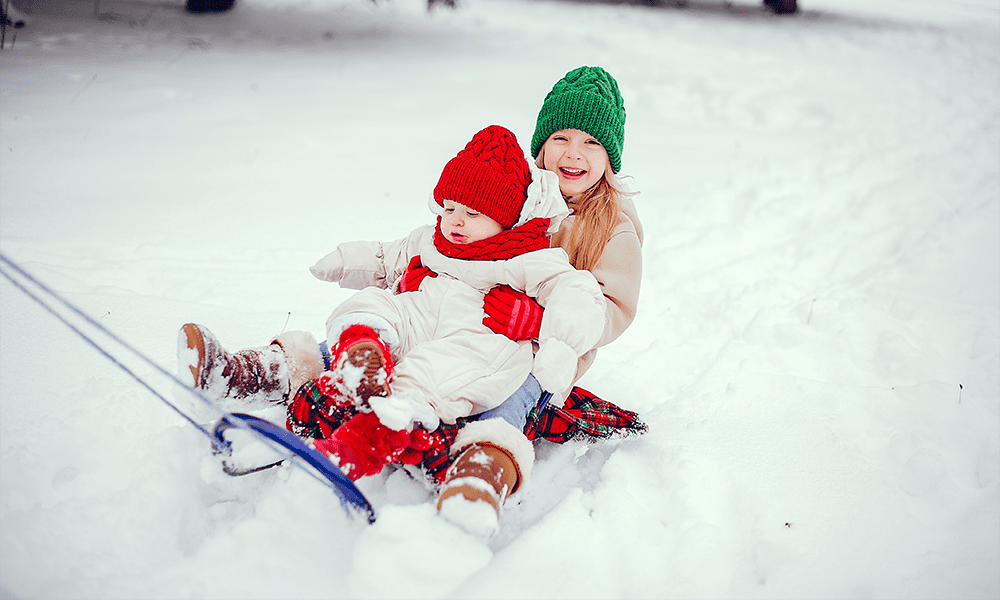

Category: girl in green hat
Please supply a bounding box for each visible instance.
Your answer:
[437,65,645,535]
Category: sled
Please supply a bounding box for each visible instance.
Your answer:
[212,412,376,523]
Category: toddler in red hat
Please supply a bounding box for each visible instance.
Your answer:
[298,125,605,500]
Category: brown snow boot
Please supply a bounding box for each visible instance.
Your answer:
[436,443,521,538]
[179,323,290,404]
[327,324,395,405]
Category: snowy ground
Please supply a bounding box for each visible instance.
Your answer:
[1,0,998,598]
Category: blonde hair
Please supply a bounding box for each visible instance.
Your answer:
[537,154,627,272]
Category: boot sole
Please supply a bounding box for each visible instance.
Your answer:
[345,341,389,400]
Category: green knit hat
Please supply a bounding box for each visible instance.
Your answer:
[531,65,626,173]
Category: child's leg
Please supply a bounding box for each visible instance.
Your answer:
[436,419,535,539]
[286,378,359,439]
[318,339,332,370]
[321,287,414,406]
[476,374,546,431]
[326,319,396,405]
[387,335,532,425]
[179,324,324,404]
[325,287,417,358]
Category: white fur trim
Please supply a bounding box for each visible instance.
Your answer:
[519,163,570,234]
[427,191,444,217]
[271,330,324,397]
[452,418,534,490]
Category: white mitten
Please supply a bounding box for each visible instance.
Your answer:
[309,250,344,282]
[532,338,578,396]
[368,392,440,433]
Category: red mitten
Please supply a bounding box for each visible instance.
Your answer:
[483,285,544,341]
[312,412,411,480]
[398,428,448,466]
[398,256,437,293]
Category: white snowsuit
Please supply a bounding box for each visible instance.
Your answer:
[316,168,606,427]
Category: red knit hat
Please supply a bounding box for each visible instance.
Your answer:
[433,125,532,230]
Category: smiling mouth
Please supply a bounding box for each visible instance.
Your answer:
[560,167,587,179]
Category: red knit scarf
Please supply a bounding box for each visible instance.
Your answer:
[433,216,551,261]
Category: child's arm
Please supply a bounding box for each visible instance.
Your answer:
[532,270,606,397]
[309,226,429,290]
[504,252,606,397]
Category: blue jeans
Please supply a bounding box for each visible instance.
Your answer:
[319,340,332,370]
[478,373,551,431]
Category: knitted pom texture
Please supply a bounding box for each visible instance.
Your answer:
[531,65,626,173]
[433,125,531,229]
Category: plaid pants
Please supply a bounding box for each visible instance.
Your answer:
[286,380,648,482]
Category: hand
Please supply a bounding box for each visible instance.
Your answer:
[310,250,344,282]
[532,338,577,396]
[483,285,544,341]
[398,255,437,293]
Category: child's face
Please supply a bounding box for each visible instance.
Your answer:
[440,200,504,244]
[540,128,609,197]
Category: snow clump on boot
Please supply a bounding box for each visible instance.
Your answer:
[437,483,501,540]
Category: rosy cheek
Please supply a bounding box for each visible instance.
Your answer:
[542,152,559,172]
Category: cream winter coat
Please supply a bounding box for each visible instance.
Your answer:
[314,168,607,428]
[438,180,643,486]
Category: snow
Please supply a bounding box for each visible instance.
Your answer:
[1,0,998,598]
[438,488,502,540]
[368,391,440,431]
